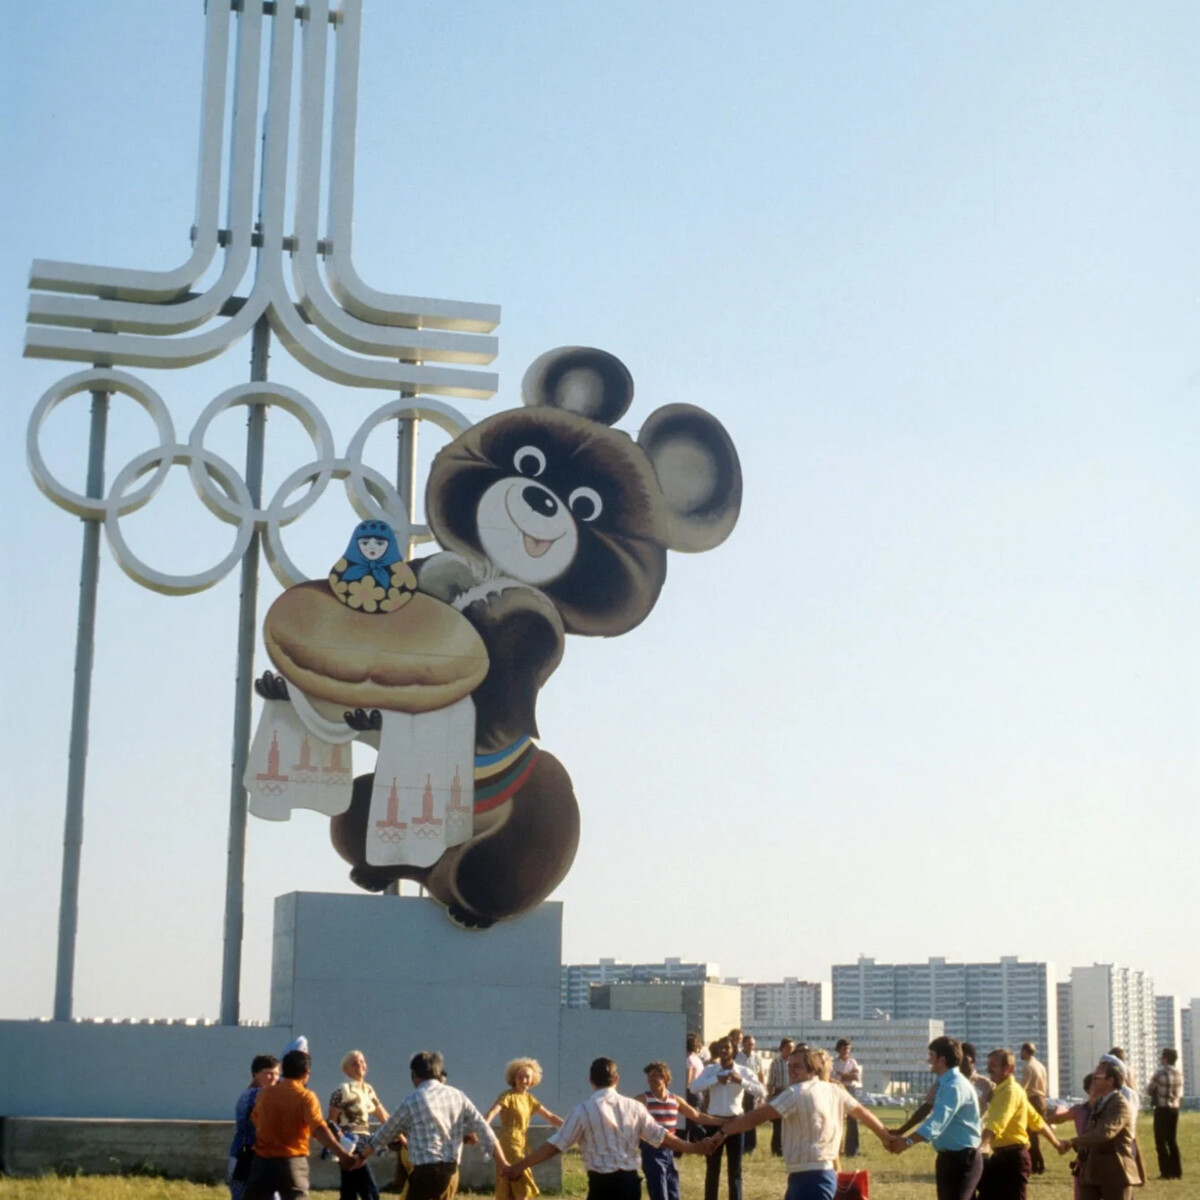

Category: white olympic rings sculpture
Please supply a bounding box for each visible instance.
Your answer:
[27,368,471,596]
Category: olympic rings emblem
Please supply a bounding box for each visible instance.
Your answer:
[28,369,473,595]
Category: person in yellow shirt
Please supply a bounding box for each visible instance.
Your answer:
[484,1057,564,1200]
[247,1048,356,1200]
[978,1048,1063,1200]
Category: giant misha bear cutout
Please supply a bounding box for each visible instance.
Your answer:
[246,346,741,927]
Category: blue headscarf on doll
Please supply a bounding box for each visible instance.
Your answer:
[339,519,402,588]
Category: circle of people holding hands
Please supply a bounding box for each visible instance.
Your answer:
[226,1028,1172,1200]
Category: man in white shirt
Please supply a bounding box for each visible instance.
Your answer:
[690,1038,766,1200]
[505,1056,705,1200]
[704,1046,892,1200]
[736,1035,767,1155]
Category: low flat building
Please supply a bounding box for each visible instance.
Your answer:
[562,958,720,1009]
[590,981,742,1048]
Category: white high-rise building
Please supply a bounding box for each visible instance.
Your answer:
[1067,965,1156,1092]
[832,956,1058,1094]
[1057,982,1076,1095]
[1182,1004,1196,1099]
[736,977,823,1036]
[1156,996,1181,1057]
[561,958,720,1009]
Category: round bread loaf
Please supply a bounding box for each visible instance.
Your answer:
[265,580,489,714]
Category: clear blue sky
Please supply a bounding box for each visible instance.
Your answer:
[2,1,1198,1021]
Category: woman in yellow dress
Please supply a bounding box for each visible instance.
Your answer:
[485,1058,564,1200]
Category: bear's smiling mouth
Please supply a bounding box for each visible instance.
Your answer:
[523,533,554,558]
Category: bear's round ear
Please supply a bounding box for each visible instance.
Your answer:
[521,347,634,426]
[638,404,743,553]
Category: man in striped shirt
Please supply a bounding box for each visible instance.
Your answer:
[358,1051,510,1200]
[638,1061,727,1200]
[505,1057,706,1200]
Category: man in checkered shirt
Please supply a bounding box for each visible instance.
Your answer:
[1147,1048,1184,1180]
[357,1051,512,1200]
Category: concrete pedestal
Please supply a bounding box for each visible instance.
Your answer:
[271,892,564,1111]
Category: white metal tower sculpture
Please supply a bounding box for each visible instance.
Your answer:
[25,0,499,1023]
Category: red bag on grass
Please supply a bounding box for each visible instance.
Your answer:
[835,1170,869,1200]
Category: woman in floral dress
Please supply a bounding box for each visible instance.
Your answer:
[329,1049,390,1200]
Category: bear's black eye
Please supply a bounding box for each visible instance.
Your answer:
[513,445,546,477]
[568,486,603,522]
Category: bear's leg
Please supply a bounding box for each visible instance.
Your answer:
[329,773,430,893]
[423,750,580,928]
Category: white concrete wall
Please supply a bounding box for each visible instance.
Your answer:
[0,1022,289,1119]
[558,1008,686,1108]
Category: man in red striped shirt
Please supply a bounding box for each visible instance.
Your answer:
[638,1062,727,1200]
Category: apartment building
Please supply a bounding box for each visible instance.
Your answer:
[736,977,823,1034]
[833,956,1058,1094]
[1066,964,1156,1093]
[1182,1004,1195,1099]
[1156,995,1182,1058]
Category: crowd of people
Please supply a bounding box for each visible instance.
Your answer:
[224,1028,1185,1200]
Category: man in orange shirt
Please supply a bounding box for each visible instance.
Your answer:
[246,1048,356,1199]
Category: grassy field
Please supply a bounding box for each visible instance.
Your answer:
[2,1112,1197,1200]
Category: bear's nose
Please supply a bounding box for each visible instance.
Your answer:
[522,485,559,517]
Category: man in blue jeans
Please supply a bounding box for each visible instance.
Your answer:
[886,1036,983,1200]
[637,1062,726,1200]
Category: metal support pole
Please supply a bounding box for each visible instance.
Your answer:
[385,400,420,898]
[396,407,419,557]
[219,313,270,1024]
[53,389,110,1021]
